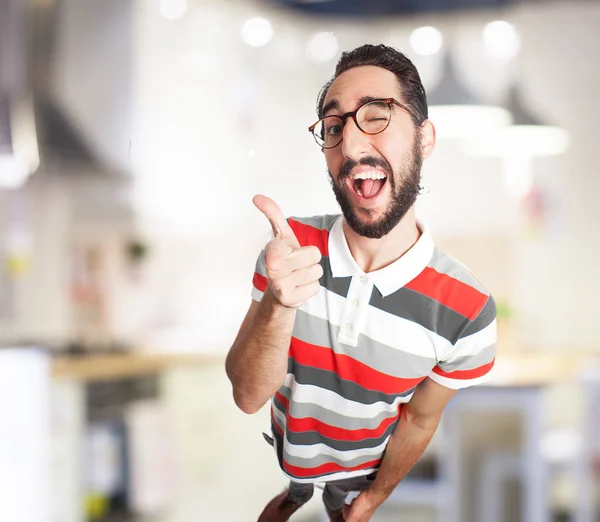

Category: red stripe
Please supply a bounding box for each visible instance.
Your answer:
[406,267,488,320]
[290,337,422,395]
[288,219,329,257]
[253,272,268,292]
[433,359,495,380]
[283,458,380,478]
[275,392,397,441]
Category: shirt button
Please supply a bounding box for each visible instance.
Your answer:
[352,299,359,308]
[360,276,368,284]
[345,323,353,331]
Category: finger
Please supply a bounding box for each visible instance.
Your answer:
[286,264,323,287]
[253,194,300,248]
[285,246,322,271]
[264,238,295,272]
[286,281,321,307]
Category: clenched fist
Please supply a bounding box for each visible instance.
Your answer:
[253,194,323,308]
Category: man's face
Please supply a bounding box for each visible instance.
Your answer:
[322,65,429,239]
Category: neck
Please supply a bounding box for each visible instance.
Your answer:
[342,206,421,273]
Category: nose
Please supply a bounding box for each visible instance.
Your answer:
[341,115,370,159]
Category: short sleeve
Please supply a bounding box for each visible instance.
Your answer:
[251,249,268,303]
[429,295,497,390]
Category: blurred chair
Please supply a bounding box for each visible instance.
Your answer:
[476,361,600,522]
[572,362,600,522]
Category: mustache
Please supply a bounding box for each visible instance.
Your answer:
[338,156,393,180]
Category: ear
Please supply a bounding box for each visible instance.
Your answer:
[419,119,436,159]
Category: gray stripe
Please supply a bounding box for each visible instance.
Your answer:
[254,249,267,276]
[283,416,397,451]
[460,296,496,338]
[282,445,385,470]
[271,429,380,481]
[272,400,285,431]
[429,247,488,295]
[290,214,341,231]
[293,310,436,378]
[277,385,402,430]
[370,286,468,344]
[290,360,417,405]
[318,256,351,298]
[438,344,496,372]
[319,258,466,345]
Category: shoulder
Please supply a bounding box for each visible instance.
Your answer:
[287,214,340,232]
[286,214,341,249]
[427,246,494,314]
[428,247,491,293]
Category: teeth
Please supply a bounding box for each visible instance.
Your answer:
[353,170,387,180]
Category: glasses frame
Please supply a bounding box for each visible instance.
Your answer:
[308,97,418,149]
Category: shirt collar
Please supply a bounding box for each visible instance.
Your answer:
[328,215,435,297]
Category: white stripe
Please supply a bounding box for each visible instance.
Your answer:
[428,371,492,390]
[437,319,497,361]
[281,467,379,484]
[283,435,390,462]
[283,374,409,418]
[251,286,265,302]
[301,286,445,359]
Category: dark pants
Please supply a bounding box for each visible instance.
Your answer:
[288,473,377,513]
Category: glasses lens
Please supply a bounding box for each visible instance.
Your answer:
[357,101,391,134]
[313,116,344,148]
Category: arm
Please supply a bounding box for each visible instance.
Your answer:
[344,378,456,522]
[346,296,497,521]
[225,291,297,414]
[225,195,322,414]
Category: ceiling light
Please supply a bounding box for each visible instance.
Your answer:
[409,26,443,56]
[242,17,274,48]
[306,32,339,63]
[464,84,570,197]
[427,54,512,139]
[159,0,187,21]
[465,84,570,158]
[482,20,521,61]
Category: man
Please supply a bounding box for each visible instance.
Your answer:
[225,44,496,522]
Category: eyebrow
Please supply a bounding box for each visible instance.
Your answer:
[322,96,389,117]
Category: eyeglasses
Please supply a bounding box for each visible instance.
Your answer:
[308,98,417,149]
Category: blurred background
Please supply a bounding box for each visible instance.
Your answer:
[1,0,599,521]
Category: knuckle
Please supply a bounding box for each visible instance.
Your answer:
[265,251,283,272]
[310,246,322,262]
[314,264,324,278]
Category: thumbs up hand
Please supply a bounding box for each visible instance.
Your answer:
[253,195,323,308]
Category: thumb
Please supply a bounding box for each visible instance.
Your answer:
[253,194,300,249]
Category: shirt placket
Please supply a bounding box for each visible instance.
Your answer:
[337,275,374,347]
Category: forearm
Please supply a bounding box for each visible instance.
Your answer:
[225,288,296,414]
[369,405,440,503]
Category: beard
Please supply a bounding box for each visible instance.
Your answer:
[328,133,423,239]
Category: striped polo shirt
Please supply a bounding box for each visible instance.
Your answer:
[251,214,496,483]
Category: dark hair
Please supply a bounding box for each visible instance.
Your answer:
[317,44,428,125]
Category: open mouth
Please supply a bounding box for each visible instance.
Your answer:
[349,170,388,200]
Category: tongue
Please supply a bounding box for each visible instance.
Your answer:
[361,179,385,199]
